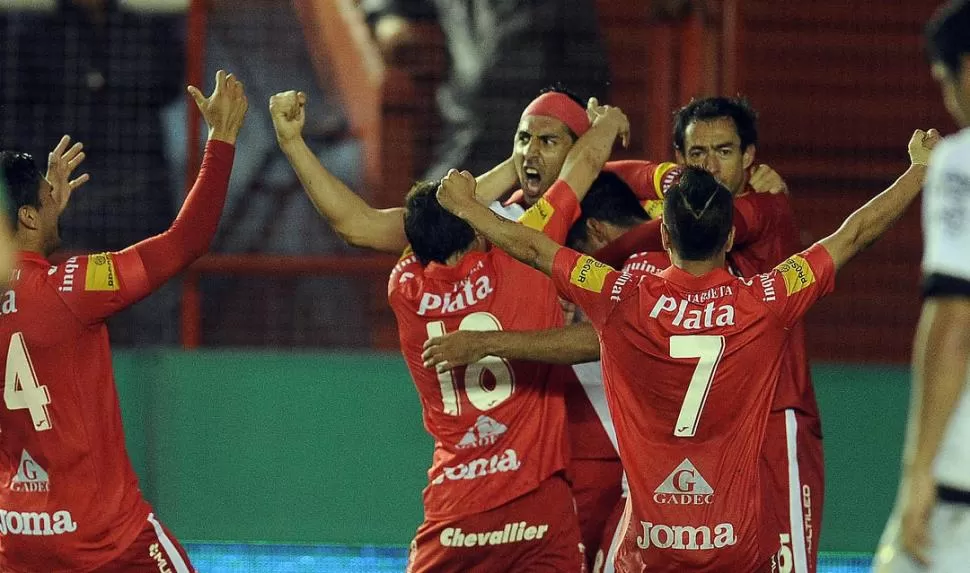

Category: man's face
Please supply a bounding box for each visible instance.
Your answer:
[513,116,575,206]
[933,60,970,128]
[677,117,754,195]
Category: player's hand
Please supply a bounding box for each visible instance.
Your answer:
[587,97,630,148]
[269,90,307,146]
[188,70,248,146]
[436,169,478,216]
[423,331,491,371]
[748,164,788,195]
[46,135,89,215]
[899,468,935,565]
[908,128,941,167]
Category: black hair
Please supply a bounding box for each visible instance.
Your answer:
[0,151,43,228]
[403,180,477,266]
[662,167,734,261]
[926,0,970,76]
[566,172,649,249]
[672,96,759,154]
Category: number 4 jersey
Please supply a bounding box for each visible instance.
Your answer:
[551,244,836,572]
[0,251,154,572]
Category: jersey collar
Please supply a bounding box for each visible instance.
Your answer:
[658,263,735,290]
[16,251,50,266]
[424,250,489,282]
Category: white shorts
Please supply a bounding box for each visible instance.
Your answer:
[873,501,970,573]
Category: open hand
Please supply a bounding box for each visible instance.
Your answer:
[46,135,89,215]
[187,70,248,145]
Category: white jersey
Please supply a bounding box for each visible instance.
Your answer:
[921,127,970,492]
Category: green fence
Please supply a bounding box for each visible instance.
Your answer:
[113,351,909,553]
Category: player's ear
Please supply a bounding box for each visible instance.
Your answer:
[742,144,756,170]
[725,226,736,252]
[674,149,685,164]
[660,221,671,251]
[17,205,39,231]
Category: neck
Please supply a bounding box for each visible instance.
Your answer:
[15,233,48,258]
[444,238,484,266]
[668,251,726,277]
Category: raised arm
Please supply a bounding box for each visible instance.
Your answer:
[423,322,599,371]
[270,91,407,253]
[556,99,630,202]
[438,170,560,275]
[818,129,939,270]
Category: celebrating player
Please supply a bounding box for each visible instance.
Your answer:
[390,103,628,572]
[875,1,970,571]
[434,127,936,571]
[0,70,247,572]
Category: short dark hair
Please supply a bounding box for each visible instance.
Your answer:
[672,96,758,154]
[403,180,477,266]
[926,0,970,76]
[0,151,43,227]
[566,171,649,249]
[662,167,734,261]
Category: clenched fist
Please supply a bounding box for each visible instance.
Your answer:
[436,169,478,217]
[908,128,942,166]
[269,90,307,146]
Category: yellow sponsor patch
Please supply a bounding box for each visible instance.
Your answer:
[653,162,682,198]
[775,255,815,295]
[84,253,119,291]
[569,255,611,293]
[518,197,555,232]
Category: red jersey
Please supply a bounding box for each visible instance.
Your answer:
[550,244,835,572]
[0,251,156,572]
[0,141,233,572]
[389,182,581,521]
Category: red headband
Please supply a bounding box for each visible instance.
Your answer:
[520,92,590,137]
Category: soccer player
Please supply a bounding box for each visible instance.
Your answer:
[0,70,247,572]
[875,1,970,571]
[434,127,936,571]
[389,104,628,572]
[271,88,786,567]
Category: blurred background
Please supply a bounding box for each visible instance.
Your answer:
[0,0,954,571]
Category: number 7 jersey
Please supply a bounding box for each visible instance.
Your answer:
[551,244,836,572]
[0,251,153,572]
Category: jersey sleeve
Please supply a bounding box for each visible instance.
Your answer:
[920,133,970,298]
[49,250,153,325]
[517,179,581,244]
[551,247,636,327]
[756,243,836,327]
[605,160,682,201]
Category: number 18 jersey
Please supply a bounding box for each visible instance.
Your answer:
[551,244,836,572]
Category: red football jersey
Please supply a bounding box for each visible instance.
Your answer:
[550,244,835,572]
[0,251,155,572]
[389,182,581,521]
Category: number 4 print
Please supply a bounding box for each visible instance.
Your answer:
[5,333,53,431]
[670,335,724,437]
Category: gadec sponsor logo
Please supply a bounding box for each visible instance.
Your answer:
[10,450,49,493]
[636,521,736,551]
[0,509,77,536]
[417,276,494,316]
[654,459,713,505]
[431,449,521,485]
[440,521,549,548]
[649,294,735,330]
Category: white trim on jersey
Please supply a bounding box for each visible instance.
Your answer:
[489,200,526,221]
[147,513,192,573]
[785,409,810,573]
[601,502,626,573]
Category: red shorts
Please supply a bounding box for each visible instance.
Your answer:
[570,457,624,569]
[92,513,195,573]
[761,408,824,573]
[591,493,625,573]
[407,474,585,573]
